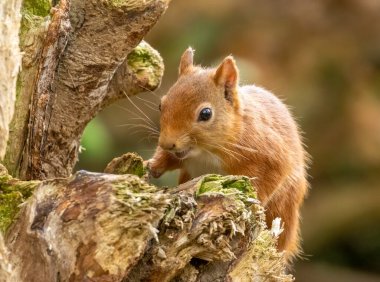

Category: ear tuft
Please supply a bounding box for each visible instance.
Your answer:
[214,56,239,104]
[179,47,195,76]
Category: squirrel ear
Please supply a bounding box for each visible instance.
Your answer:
[214,56,239,103]
[214,56,239,88]
[179,47,194,76]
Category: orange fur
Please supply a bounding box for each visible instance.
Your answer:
[148,48,309,263]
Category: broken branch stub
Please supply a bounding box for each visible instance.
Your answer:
[128,175,264,281]
[104,152,146,177]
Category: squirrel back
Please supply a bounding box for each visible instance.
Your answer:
[149,47,309,262]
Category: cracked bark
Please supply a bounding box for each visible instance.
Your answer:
[4,0,167,180]
[1,163,292,282]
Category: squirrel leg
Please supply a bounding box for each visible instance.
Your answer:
[265,178,307,263]
[178,169,191,184]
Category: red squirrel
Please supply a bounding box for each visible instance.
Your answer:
[148,47,309,261]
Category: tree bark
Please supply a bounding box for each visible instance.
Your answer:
[0,1,22,280]
[4,0,167,180]
[0,0,22,161]
[1,159,292,282]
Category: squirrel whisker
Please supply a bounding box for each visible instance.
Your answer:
[135,95,160,108]
[115,105,158,129]
[123,91,156,128]
[136,83,162,101]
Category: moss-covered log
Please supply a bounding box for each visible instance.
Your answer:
[1,156,293,281]
[4,0,167,180]
[6,171,169,281]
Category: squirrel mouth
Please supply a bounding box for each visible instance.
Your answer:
[174,148,191,159]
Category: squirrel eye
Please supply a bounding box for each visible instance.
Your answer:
[198,107,212,122]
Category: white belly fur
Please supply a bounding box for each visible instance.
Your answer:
[183,149,225,178]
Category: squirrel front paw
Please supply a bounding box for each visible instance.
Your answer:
[144,159,164,178]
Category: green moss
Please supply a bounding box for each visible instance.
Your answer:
[105,0,132,8]
[15,75,22,99]
[196,174,258,205]
[104,153,146,177]
[20,0,51,48]
[127,42,164,89]
[114,175,156,195]
[0,172,39,233]
[115,155,145,177]
[109,0,124,6]
[230,229,293,281]
[20,13,46,41]
[113,175,167,215]
[128,157,145,178]
[22,0,51,18]
[0,193,24,233]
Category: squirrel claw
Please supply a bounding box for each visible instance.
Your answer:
[144,159,163,178]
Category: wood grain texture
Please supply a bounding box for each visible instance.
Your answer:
[0,0,22,160]
[1,170,292,281]
[4,0,167,180]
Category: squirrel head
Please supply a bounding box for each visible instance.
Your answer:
[158,47,242,160]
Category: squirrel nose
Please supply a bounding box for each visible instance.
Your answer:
[159,140,176,151]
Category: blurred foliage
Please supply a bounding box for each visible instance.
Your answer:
[77,117,114,171]
[77,0,380,280]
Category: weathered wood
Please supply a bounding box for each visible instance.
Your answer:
[0,233,14,282]
[0,2,22,274]
[0,0,22,160]
[4,0,167,180]
[104,152,146,177]
[5,171,170,281]
[1,160,293,281]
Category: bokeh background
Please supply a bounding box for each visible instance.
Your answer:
[77,0,380,280]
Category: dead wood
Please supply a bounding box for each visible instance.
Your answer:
[1,159,293,281]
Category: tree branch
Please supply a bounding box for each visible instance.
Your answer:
[4,0,167,180]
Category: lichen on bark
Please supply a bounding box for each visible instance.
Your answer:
[127,41,164,89]
[104,152,146,177]
[5,170,171,281]
[196,174,259,204]
[125,173,287,281]
[22,0,51,18]
[0,165,39,233]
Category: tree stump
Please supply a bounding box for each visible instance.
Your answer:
[1,156,293,281]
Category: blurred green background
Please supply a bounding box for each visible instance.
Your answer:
[77,0,380,280]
